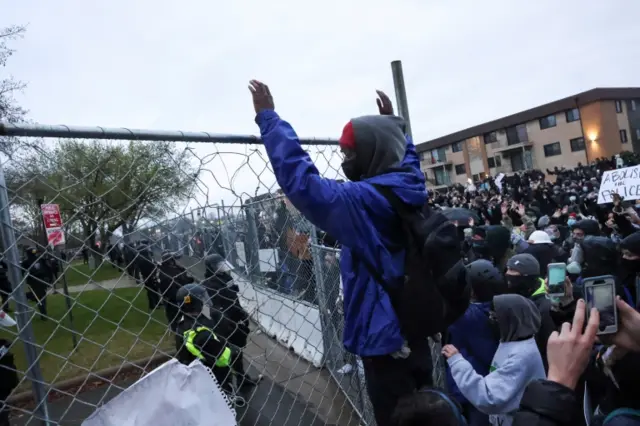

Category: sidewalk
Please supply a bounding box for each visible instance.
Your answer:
[63,277,138,294]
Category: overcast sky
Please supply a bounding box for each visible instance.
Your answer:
[3,0,639,221]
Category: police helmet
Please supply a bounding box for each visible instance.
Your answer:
[161,251,181,264]
[176,283,210,314]
[204,254,232,275]
[25,246,38,256]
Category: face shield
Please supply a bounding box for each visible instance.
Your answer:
[215,260,233,274]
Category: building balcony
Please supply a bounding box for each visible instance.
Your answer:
[490,139,533,153]
[421,157,452,169]
[426,177,452,188]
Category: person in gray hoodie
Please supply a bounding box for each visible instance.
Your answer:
[442,294,546,426]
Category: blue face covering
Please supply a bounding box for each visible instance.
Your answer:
[567,219,577,227]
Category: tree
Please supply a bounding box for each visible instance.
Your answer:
[0,25,27,156]
[7,139,199,253]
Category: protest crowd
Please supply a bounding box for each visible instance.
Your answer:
[245,80,640,426]
[1,80,640,426]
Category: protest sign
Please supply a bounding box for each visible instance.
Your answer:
[40,204,66,246]
[597,165,640,204]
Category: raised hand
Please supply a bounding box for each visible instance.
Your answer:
[376,90,394,115]
[248,80,275,114]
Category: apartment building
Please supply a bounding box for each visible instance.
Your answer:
[417,87,640,189]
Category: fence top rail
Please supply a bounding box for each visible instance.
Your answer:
[310,243,340,254]
[0,122,339,146]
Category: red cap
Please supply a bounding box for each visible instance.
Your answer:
[569,212,577,218]
[339,121,356,150]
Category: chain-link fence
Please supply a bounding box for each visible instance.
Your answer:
[0,122,445,426]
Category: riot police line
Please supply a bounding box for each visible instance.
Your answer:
[1,240,262,407]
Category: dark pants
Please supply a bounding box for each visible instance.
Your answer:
[462,402,491,426]
[213,366,233,394]
[140,272,160,311]
[165,304,180,331]
[0,404,9,426]
[0,280,11,312]
[362,340,433,426]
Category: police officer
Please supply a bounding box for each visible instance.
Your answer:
[0,310,18,426]
[135,242,161,311]
[158,251,194,331]
[175,284,234,394]
[0,258,11,313]
[202,254,260,388]
[121,243,138,281]
[21,247,51,320]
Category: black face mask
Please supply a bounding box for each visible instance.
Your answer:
[506,275,539,297]
[472,241,491,260]
[621,257,640,274]
[341,158,361,182]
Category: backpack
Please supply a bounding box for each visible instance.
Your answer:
[603,408,640,425]
[355,183,470,342]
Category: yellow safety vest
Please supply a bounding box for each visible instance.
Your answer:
[532,278,547,297]
[183,326,231,368]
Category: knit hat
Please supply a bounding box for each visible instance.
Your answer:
[339,121,356,150]
[507,254,541,276]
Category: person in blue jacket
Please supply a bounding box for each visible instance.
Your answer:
[446,260,502,426]
[249,80,430,426]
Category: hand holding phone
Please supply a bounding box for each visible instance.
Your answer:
[584,275,618,335]
[547,263,567,297]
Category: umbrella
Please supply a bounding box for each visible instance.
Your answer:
[442,208,480,225]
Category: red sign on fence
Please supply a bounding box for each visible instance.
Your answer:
[40,204,65,246]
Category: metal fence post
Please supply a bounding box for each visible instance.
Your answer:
[0,162,51,425]
[244,205,261,282]
[391,60,413,141]
[309,226,332,366]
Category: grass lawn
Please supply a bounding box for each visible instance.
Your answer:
[60,260,125,287]
[0,287,174,392]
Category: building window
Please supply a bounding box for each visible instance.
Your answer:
[454,164,466,175]
[451,141,463,152]
[620,129,628,143]
[570,137,585,152]
[632,100,637,112]
[615,100,623,113]
[543,142,562,157]
[487,156,502,168]
[565,108,580,123]
[483,132,497,144]
[539,114,557,130]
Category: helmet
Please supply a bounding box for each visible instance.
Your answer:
[204,254,232,275]
[161,251,181,264]
[466,259,505,302]
[176,283,211,315]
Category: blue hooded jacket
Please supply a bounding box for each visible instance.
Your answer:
[256,110,427,356]
[446,302,499,404]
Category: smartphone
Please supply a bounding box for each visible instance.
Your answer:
[547,263,567,297]
[583,275,618,335]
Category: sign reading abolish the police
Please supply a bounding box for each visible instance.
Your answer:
[597,164,640,204]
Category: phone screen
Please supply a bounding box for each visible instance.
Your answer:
[585,284,616,331]
[547,264,566,294]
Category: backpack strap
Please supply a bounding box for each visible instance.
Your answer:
[349,184,418,295]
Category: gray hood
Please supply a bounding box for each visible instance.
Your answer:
[350,115,406,178]
[493,294,541,342]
